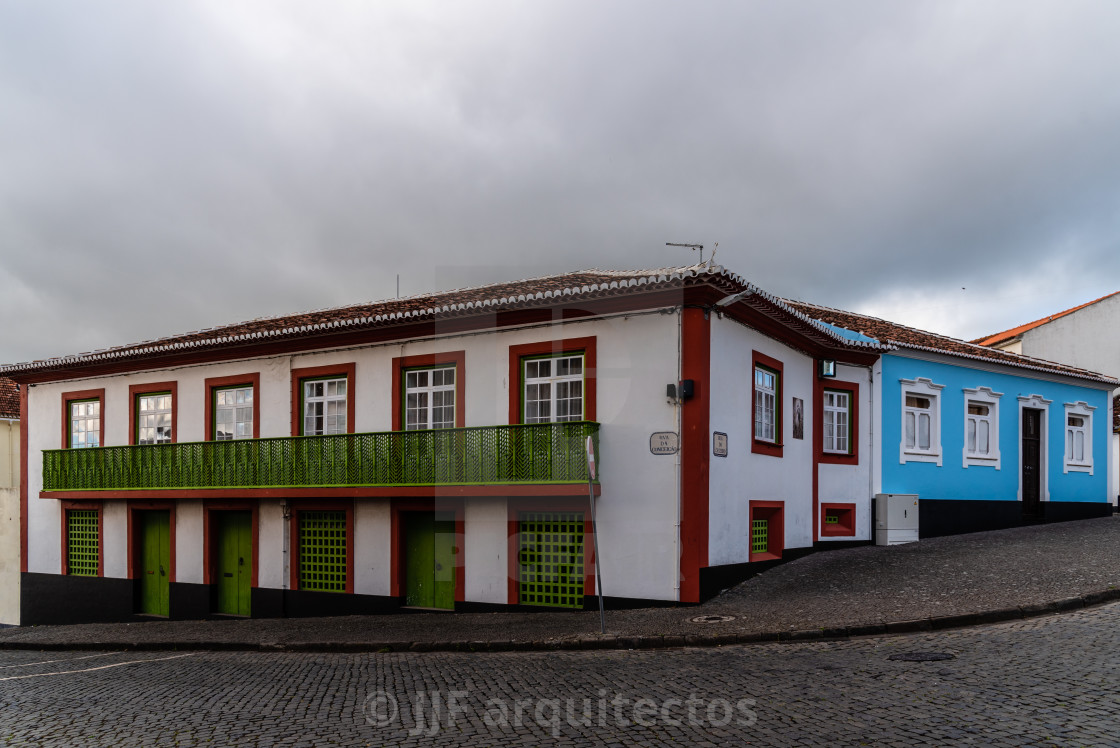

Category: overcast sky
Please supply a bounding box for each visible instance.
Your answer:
[2,1,1119,364]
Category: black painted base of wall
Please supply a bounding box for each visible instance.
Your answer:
[917,499,1112,538]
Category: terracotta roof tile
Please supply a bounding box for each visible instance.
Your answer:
[0,378,18,419]
[0,265,892,381]
[784,300,1118,385]
[972,291,1120,347]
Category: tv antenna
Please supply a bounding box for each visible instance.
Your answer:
[667,242,704,264]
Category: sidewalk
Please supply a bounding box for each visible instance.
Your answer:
[3,516,1119,653]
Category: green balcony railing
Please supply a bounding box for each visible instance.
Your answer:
[42,421,601,492]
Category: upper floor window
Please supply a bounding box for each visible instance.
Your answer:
[215,386,254,441]
[304,378,347,435]
[899,377,943,465]
[754,367,778,442]
[137,393,173,445]
[963,386,1001,469]
[524,355,584,424]
[70,400,101,449]
[1063,401,1095,474]
[822,390,849,454]
[405,366,456,430]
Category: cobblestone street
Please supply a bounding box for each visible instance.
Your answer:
[2,603,1119,746]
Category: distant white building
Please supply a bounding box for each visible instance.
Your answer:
[0,378,19,626]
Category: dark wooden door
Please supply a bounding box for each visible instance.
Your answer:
[1022,408,1042,518]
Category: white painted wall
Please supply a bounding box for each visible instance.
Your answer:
[817,363,874,543]
[24,309,684,603]
[1019,294,1120,380]
[708,319,874,563]
[0,418,20,625]
[708,318,813,565]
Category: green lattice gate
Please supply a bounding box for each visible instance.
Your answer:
[66,510,99,576]
[518,512,585,608]
[299,511,347,592]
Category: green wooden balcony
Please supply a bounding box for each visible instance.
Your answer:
[42,421,600,492]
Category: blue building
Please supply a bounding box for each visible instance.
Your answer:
[787,301,1117,536]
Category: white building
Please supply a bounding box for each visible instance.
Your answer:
[3,266,884,624]
[0,378,19,625]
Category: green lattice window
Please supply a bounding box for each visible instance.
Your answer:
[67,509,99,576]
[751,519,769,554]
[824,513,839,525]
[299,511,347,592]
[519,512,584,608]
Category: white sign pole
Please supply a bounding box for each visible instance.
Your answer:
[586,435,606,634]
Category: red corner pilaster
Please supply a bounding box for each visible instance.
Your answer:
[679,307,710,603]
[19,385,28,574]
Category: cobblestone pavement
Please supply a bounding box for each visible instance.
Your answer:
[2,603,1119,746]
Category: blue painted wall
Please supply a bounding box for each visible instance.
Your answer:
[880,354,1110,503]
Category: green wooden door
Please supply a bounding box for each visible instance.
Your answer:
[404,514,455,610]
[215,512,252,616]
[138,511,170,616]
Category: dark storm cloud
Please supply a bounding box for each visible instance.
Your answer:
[2,1,1120,362]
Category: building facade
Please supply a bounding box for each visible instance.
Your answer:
[4,267,883,624]
[0,378,18,625]
[789,302,1118,536]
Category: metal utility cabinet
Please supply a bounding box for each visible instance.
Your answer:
[874,493,919,546]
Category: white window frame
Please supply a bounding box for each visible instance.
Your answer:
[754,366,778,443]
[1063,401,1095,474]
[899,377,943,465]
[137,393,173,445]
[69,400,101,449]
[962,386,1002,469]
[822,389,851,454]
[303,377,348,436]
[215,386,254,441]
[404,365,457,431]
[523,354,585,424]
[1017,394,1052,503]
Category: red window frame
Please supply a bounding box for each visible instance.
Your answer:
[60,500,104,577]
[820,502,856,537]
[751,351,783,457]
[749,500,784,562]
[60,388,105,449]
[508,337,597,425]
[288,501,355,594]
[128,381,179,445]
[815,378,860,465]
[290,363,357,436]
[205,373,261,441]
[391,351,466,430]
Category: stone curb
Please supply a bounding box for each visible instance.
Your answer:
[2,588,1118,654]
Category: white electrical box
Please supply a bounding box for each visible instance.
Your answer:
[874,493,919,546]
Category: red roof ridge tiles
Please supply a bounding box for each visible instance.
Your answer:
[783,298,1118,385]
[971,291,1120,347]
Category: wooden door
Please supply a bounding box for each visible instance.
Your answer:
[1022,408,1042,518]
[404,513,455,610]
[215,511,252,616]
[138,511,170,616]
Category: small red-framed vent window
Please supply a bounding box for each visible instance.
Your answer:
[820,503,855,537]
[749,502,784,562]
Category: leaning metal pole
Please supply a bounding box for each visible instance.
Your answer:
[586,436,606,634]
